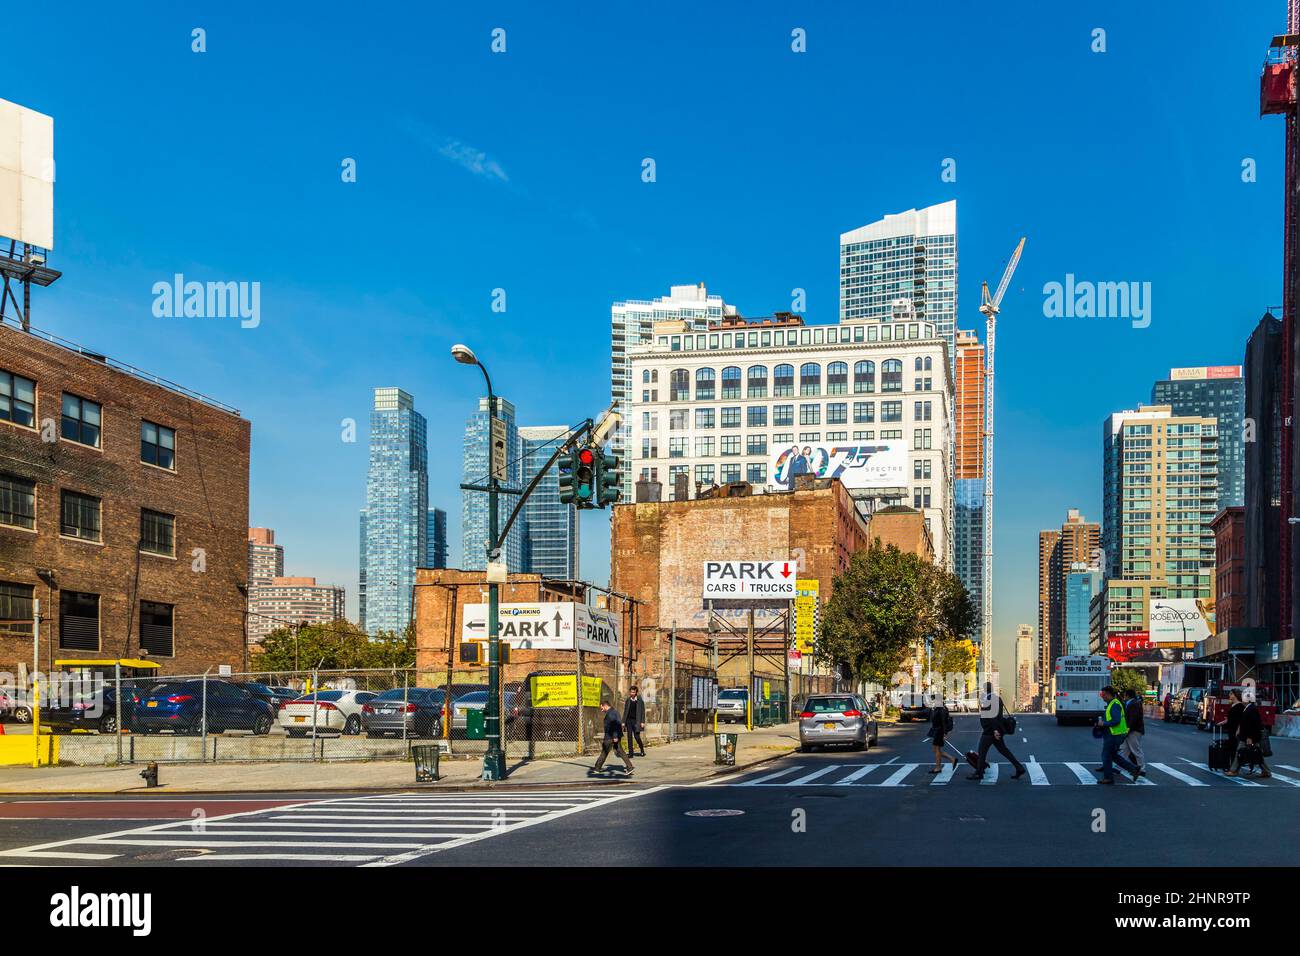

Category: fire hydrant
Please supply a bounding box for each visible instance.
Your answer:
[139,762,159,788]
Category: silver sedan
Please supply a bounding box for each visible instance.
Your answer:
[798,694,879,752]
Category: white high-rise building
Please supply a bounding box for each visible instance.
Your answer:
[626,313,954,567]
[611,283,737,502]
[840,200,958,359]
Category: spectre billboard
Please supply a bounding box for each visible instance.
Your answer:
[0,99,54,250]
[769,441,907,491]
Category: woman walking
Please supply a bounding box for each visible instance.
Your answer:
[927,695,959,774]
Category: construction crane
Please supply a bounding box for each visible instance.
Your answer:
[978,237,1025,684]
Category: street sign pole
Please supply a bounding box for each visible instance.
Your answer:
[483,387,505,782]
[747,607,755,731]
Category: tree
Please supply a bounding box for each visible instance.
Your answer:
[1110,667,1147,696]
[818,541,977,690]
[253,620,415,672]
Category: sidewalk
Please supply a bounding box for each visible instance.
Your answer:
[0,723,798,795]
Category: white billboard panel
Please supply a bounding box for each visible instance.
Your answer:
[0,99,53,249]
[1148,598,1213,646]
[461,602,619,657]
[769,441,907,491]
[702,560,796,599]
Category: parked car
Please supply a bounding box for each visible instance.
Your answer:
[1167,687,1207,725]
[42,682,145,734]
[0,687,32,723]
[450,690,521,735]
[799,694,878,752]
[361,687,445,738]
[238,682,299,714]
[134,680,275,736]
[279,690,377,736]
[716,688,749,724]
[898,694,932,722]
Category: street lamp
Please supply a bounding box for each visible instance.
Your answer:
[451,343,506,781]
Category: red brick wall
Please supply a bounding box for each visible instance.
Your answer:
[0,325,250,676]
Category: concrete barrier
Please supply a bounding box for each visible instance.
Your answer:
[0,734,57,765]
[1273,714,1300,739]
[51,732,419,766]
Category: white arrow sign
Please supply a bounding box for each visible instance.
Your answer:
[702,560,796,599]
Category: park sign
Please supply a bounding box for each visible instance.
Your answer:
[461,602,620,656]
[702,561,796,600]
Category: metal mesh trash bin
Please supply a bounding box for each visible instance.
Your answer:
[412,744,440,783]
[714,732,739,766]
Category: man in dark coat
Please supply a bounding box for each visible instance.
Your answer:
[1227,692,1271,778]
[624,686,647,757]
[1219,690,1244,771]
[1121,688,1146,771]
[591,700,634,776]
[970,682,1027,781]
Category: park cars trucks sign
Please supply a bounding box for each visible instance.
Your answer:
[702,561,797,600]
[461,603,620,656]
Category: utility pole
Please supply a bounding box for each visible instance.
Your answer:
[747,607,755,730]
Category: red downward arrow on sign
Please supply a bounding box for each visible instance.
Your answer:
[781,563,792,578]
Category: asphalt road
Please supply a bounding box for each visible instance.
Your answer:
[1,715,1297,866]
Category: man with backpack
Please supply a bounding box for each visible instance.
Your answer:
[969,682,1027,781]
[1095,686,1144,785]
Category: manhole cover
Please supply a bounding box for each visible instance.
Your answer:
[685,809,745,817]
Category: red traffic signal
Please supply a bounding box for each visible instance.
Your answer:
[578,448,595,465]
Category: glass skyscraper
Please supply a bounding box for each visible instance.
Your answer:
[426,508,447,569]
[462,396,524,572]
[839,200,958,359]
[1151,367,1245,511]
[520,426,579,579]
[360,387,427,634]
[1064,567,1102,657]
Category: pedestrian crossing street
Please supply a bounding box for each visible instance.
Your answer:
[0,789,651,867]
[722,760,1300,789]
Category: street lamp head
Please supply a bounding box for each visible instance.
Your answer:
[451,343,478,366]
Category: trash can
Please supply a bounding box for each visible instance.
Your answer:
[412,744,440,783]
[714,731,739,766]
[465,708,486,740]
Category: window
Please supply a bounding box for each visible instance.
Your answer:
[721,436,741,456]
[141,421,176,470]
[746,463,767,484]
[0,473,35,530]
[854,402,875,424]
[669,438,687,458]
[800,363,821,396]
[798,432,820,443]
[799,404,821,426]
[694,368,716,401]
[0,370,36,428]
[61,394,102,448]
[746,435,767,456]
[913,400,932,422]
[854,361,875,393]
[747,365,768,398]
[913,428,932,450]
[924,356,932,371]
[827,362,848,395]
[881,401,903,423]
[914,356,924,371]
[826,431,847,441]
[670,369,691,401]
[827,403,847,425]
[881,359,903,392]
[669,409,689,431]
[0,582,34,637]
[61,490,102,542]
[774,405,794,427]
[140,601,175,657]
[747,406,767,428]
[721,367,742,399]
[695,464,715,486]
[774,364,795,397]
[695,408,715,430]
[59,590,100,651]
[721,464,741,484]
[914,459,932,480]
[641,437,658,458]
[913,487,933,509]
[141,509,175,556]
[721,407,741,428]
[695,437,715,457]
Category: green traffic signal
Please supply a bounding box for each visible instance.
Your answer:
[557,451,577,504]
[597,451,621,507]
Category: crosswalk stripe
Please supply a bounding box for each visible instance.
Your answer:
[739,766,800,786]
[1148,763,1208,786]
[1261,769,1300,787]
[930,764,957,785]
[1027,761,1049,786]
[1177,757,1263,786]
[978,763,997,784]
[786,765,842,786]
[834,764,883,786]
[877,763,918,787]
[1065,763,1098,785]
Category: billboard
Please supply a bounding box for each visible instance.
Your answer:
[1148,598,1214,646]
[0,99,54,249]
[702,560,796,600]
[1169,366,1242,381]
[462,602,620,656]
[770,441,907,491]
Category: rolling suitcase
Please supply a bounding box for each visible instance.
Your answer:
[944,738,980,770]
[1207,724,1231,771]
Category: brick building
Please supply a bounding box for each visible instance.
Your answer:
[0,322,250,676]
[1211,506,1245,634]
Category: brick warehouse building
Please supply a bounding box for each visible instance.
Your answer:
[610,477,932,680]
[0,322,250,677]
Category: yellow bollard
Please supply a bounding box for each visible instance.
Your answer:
[31,678,40,769]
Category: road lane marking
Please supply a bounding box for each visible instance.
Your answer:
[834,764,883,786]
[1065,763,1098,785]
[1259,768,1300,787]
[1148,763,1207,786]
[930,764,956,785]
[785,765,843,786]
[876,763,918,787]
[1177,757,1262,786]
[981,763,999,785]
[1026,761,1049,786]
[738,766,801,786]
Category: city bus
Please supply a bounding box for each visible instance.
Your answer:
[1054,655,1112,725]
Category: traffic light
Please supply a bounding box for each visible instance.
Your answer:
[558,449,577,504]
[596,450,620,507]
[574,446,596,507]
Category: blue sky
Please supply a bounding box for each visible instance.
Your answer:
[6,1,1284,675]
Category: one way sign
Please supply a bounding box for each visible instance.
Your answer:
[702,561,796,599]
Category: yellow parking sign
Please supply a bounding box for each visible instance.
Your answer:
[795,579,819,654]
